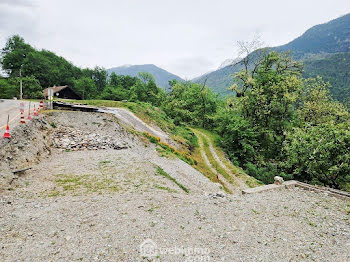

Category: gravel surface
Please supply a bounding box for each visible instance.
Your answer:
[0,111,349,262]
[101,107,178,147]
[1,189,349,261]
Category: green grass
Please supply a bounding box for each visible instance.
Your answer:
[187,134,231,193]
[48,190,60,197]
[200,133,238,186]
[156,147,175,158]
[155,166,189,193]
[195,128,262,188]
[154,184,177,193]
[99,160,111,165]
[143,132,197,166]
[55,173,120,194]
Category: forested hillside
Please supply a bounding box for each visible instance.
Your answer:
[303,53,350,102]
[107,64,183,90]
[195,13,350,102]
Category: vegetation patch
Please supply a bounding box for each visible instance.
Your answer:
[143,132,196,166]
[154,184,177,193]
[55,173,120,194]
[155,166,189,193]
[156,147,174,159]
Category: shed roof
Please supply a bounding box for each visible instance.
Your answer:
[43,85,69,97]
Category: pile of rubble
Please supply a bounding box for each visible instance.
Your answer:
[53,126,128,151]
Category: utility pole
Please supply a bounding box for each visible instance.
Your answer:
[19,65,23,100]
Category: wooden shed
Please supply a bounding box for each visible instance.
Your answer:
[43,86,81,100]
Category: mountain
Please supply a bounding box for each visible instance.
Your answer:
[275,13,350,58]
[193,64,243,95]
[107,64,183,90]
[194,13,350,100]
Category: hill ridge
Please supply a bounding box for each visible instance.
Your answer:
[107,64,183,90]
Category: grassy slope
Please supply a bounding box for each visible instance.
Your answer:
[194,128,261,188]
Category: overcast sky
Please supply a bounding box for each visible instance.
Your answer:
[0,0,349,79]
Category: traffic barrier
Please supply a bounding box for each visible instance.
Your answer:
[40,100,44,110]
[33,105,38,116]
[2,115,11,138]
[2,124,11,138]
[27,103,32,120]
[20,111,25,124]
[27,111,32,120]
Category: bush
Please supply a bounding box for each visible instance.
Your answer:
[215,108,259,166]
[284,124,350,189]
[245,162,290,184]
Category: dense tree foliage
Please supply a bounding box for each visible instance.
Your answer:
[0,76,42,99]
[162,80,217,127]
[215,51,350,189]
[284,124,349,189]
[1,35,82,89]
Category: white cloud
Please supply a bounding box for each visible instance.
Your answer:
[0,0,349,78]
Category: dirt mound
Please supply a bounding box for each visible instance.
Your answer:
[0,117,53,191]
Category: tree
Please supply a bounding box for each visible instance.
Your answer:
[163,81,217,126]
[0,78,17,98]
[297,77,349,126]
[127,72,164,105]
[228,36,265,97]
[1,36,82,88]
[229,37,302,97]
[73,77,97,99]
[284,124,350,189]
[90,67,107,93]
[1,35,34,77]
[216,50,350,189]
[214,102,259,166]
[237,51,303,159]
[0,76,42,99]
[138,72,155,85]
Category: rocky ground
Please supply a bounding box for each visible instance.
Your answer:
[0,110,349,262]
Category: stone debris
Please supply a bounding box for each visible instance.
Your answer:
[208,192,226,199]
[53,126,128,151]
[274,175,284,185]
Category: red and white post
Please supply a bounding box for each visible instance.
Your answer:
[20,102,25,124]
[27,102,32,120]
[33,105,38,116]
